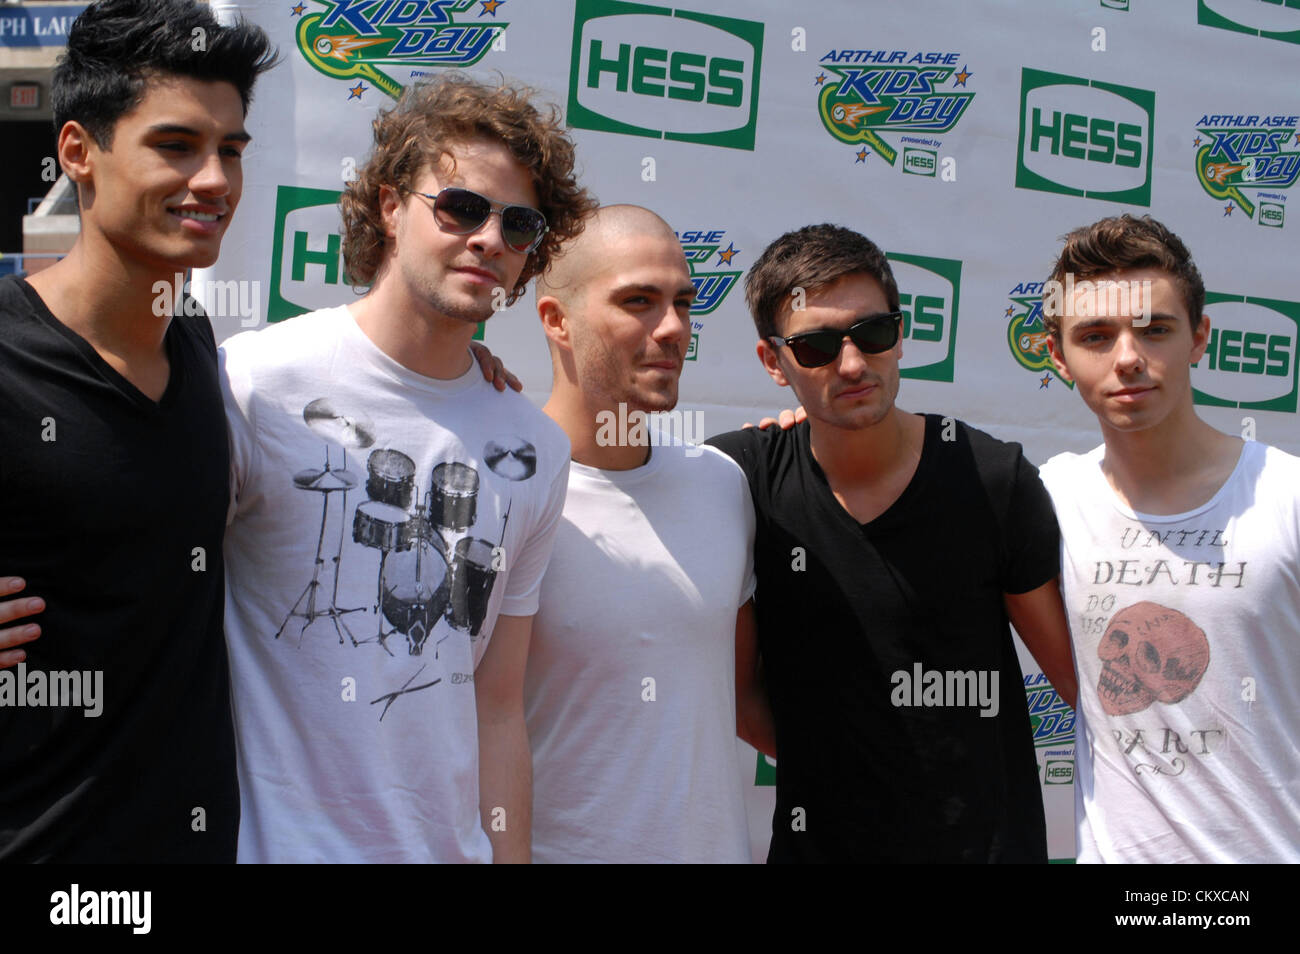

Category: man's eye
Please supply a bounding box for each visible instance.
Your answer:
[157,142,190,152]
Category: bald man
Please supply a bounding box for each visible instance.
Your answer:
[524,205,759,863]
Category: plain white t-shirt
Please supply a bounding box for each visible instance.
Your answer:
[525,441,757,863]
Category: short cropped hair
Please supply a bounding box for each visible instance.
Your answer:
[1043,214,1205,337]
[53,0,277,148]
[745,223,900,339]
[340,74,597,301]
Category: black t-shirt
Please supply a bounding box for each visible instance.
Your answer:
[0,276,237,861]
[709,414,1058,863]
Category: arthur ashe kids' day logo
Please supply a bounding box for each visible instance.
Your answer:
[1195,112,1300,226]
[814,48,974,172]
[677,229,743,362]
[292,0,506,100]
[1004,281,1071,389]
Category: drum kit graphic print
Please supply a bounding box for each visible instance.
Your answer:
[276,398,538,714]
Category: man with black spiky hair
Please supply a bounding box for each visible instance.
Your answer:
[0,0,275,862]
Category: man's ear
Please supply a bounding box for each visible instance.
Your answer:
[537,294,570,350]
[757,337,791,389]
[378,184,402,239]
[56,121,95,201]
[1046,331,1074,384]
[1190,312,1211,365]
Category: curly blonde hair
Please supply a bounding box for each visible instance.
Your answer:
[340,74,596,302]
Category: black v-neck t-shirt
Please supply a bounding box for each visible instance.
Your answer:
[710,414,1058,863]
[0,276,237,861]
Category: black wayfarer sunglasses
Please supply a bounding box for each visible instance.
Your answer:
[768,312,903,368]
[407,186,549,254]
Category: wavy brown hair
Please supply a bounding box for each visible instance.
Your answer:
[340,73,596,302]
[1043,214,1205,337]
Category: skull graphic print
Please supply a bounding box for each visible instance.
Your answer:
[1096,602,1211,716]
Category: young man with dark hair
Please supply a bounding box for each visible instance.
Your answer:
[219,74,595,862]
[0,0,275,861]
[1041,214,1300,863]
[709,223,1077,863]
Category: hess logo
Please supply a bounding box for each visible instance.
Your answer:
[887,253,963,383]
[1016,68,1155,205]
[1191,294,1300,413]
[567,0,764,150]
[1198,0,1300,44]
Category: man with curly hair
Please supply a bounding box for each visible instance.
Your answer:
[218,74,594,862]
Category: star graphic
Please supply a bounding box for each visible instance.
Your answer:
[1223,203,1234,217]
[1193,135,1201,148]
[953,65,972,87]
[348,81,367,100]
[480,0,503,15]
[855,147,869,163]
[1039,373,1052,390]
[814,72,827,86]
[716,243,739,266]
[290,2,305,14]
[1005,305,1014,318]
[1295,133,1300,146]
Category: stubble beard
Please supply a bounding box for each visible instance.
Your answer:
[578,339,679,416]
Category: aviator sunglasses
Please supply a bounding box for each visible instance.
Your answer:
[768,312,903,368]
[407,187,549,254]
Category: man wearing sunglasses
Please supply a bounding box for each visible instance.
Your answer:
[708,223,1077,863]
[215,75,594,862]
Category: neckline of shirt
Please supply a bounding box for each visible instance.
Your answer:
[569,442,673,486]
[1086,439,1256,523]
[797,413,935,531]
[14,275,187,414]
[334,305,483,397]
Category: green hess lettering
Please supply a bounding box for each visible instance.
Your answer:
[1030,107,1142,167]
[587,39,744,106]
[1197,328,1292,376]
[899,292,944,341]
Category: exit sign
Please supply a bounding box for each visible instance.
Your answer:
[10,83,39,109]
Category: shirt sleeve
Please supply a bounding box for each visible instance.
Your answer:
[497,451,571,617]
[218,341,260,528]
[702,443,758,608]
[1001,450,1062,595]
[733,456,757,606]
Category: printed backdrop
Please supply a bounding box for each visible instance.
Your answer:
[199,0,1300,862]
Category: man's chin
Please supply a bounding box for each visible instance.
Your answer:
[629,391,679,415]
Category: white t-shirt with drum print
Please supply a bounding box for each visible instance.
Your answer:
[1041,441,1300,863]
[220,306,569,863]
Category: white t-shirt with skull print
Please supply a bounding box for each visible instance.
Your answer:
[1042,440,1300,863]
[220,306,569,863]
